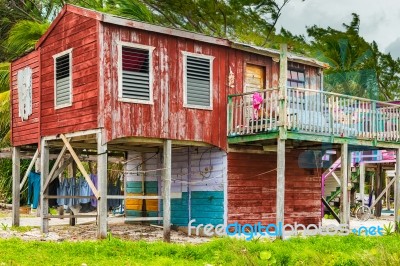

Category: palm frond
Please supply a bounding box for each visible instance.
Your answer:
[5,20,49,60]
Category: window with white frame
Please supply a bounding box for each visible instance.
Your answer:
[53,49,72,109]
[118,42,154,104]
[287,62,306,88]
[183,52,213,109]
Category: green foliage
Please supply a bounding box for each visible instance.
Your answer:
[383,222,394,236]
[10,225,38,233]
[1,236,400,265]
[4,20,49,60]
[0,62,10,92]
[0,158,29,204]
[0,222,8,230]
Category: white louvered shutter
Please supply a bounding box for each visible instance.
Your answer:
[122,46,150,101]
[55,54,71,107]
[186,56,211,107]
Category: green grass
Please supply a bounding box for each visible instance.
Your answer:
[0,235,400,265]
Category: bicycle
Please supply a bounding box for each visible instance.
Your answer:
[350,199,372,221]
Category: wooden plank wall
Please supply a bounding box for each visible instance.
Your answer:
[227,151,321,225]
[227,50,279,96]
[39,11,98,136]
[11,50,40,146]
[100,24,229,149]
[124,147,226,226]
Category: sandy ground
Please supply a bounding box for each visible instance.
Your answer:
[0,206,396,242]
[0,207,209,243]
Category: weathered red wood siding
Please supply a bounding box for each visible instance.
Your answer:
[39,11,98,136]
[227,152,321,225]
[11,51,40,146]
[100,24,228,149]
[227,49,279,96]
[227,50,321,96]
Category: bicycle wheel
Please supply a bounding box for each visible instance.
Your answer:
[356,206,371,221]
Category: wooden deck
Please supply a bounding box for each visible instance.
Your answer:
[227,87,400,148]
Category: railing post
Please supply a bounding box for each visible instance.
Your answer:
[372,101,377,139]
[276,44,287,239]
[278,44,288,134]
[227,95,233,136]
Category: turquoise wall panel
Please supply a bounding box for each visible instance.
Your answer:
[126,181,158,194]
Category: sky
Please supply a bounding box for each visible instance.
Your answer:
[276,0,400,59]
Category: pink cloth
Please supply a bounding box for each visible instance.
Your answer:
[252,92,263,119]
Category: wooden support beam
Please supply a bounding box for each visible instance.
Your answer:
[395,148,400,232]
[60,134,100,199]
[49,157,73,184]
[20,148,39,191]
[359,163,365,207]
[69,161,77,227]
[340,143,349,226]
[375,164,383,217]
[12,147,20,227]
[40,139,50,233]
[162,139,172,242]
[386,176,391,210]
[276,138,285,237]
[347,149,352,223]
[97,131,108,239]
[43,144,69,191]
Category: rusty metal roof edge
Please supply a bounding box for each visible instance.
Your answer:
[230,41,330,69]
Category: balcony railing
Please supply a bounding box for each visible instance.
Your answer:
[227,87,400,142]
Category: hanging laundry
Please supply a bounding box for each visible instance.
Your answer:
[57,178,69,207]
[79,177,91,204]
[27,172,40,209]
[90,174,98,208]
[107,178,122,210]
[48,177,59,207]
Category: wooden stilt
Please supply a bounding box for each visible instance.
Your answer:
[395,148,400,232]
[19,148,39,191]
[12,147,20,227]
[276,138,285,235]
[340,143,349,225]
[97,131,108,239]
[359,163,365,207]
[375,165,383,217]
[386,176,391,210]
[69,162,77,226]
[162,139,172,242]
[347,149,352,223]
[40,139,50,233]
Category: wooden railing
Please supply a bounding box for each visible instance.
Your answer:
[227,87,400,142]
[227,88,280,136]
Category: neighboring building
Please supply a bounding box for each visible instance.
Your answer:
[11,5,400,238]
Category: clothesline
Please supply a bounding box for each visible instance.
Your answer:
[107,167,224,175]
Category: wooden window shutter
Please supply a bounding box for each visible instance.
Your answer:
[55,53,71,107]
[186,56,211,107]
[122,46,150,101]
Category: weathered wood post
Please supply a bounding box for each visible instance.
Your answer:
[97,131,108,239]
[40,138,50,233]
[162,139,172,242]
[395,148,400,232]
[276,44,288,237]
[347,148,352,223]
[375,164,383,217]
[340,143,349,226]
[12,146,20,227]
[359,163,365,208]
[69,162,77,226]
